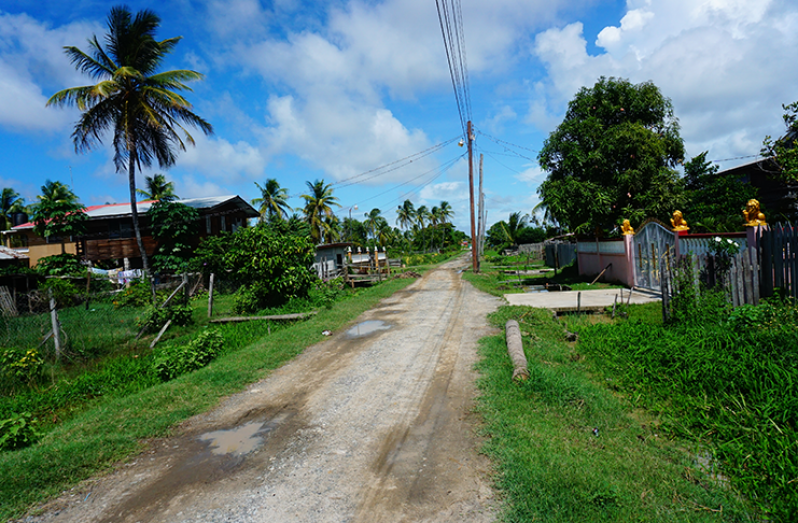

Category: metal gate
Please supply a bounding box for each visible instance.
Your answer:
[633,222,676,292]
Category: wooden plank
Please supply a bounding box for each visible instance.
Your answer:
[210,311,317,323]
[791,224,797,300]
[742,252,754,306]
[761,227,773,297]
[750,248,760,305]
[774,225,784,292]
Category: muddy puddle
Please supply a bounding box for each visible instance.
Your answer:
[345,320,392,338]
[198,411,295,456]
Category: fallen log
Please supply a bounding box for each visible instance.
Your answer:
[505,319,529,381]
[210,311,317,324]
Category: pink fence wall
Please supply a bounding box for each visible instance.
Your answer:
[577,236,635,286]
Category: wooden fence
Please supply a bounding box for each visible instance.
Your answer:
[758,223,798,300]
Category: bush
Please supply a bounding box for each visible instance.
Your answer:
[0,348,44,391]
[113,279,153,308]
[137,304,194,333]
[0,413,39,451]
[35,253,84,276]
[39,278,84,308]
[222,224,316,310]
[153,329,223,381]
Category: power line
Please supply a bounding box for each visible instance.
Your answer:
[435,0,472,138]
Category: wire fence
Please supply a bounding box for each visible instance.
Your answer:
[0,271,243,364]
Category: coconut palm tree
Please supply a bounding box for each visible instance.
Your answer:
[136,173,178,201]
[415,205,431,229]
[396,199,415,230]
[47,6,212,279]
[0,188,25,231]
[301,179,340,244]
[252,178,290,223]
[31,180,87,254]
[364,208,384,241]
[501,212,529,246]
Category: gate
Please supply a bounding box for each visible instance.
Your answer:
[633,222,676,292]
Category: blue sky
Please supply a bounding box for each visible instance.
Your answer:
[2,0,797,233]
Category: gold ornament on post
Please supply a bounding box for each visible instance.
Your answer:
[670,210,689,231]
[743,199,767,226]
[621,219,634,235]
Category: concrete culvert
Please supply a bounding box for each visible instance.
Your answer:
[505,320,529,381]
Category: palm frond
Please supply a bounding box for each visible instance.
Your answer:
[63,46,114,79]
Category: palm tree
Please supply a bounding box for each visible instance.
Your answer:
[301,179,339,244]
[364,208,383,241]
[501,212,529,246]
[396,200,415,230]
[415,205,431,229]
[0,188,25,231]
[252,178,290,223]
[47,6,212,279]
[430,206,441,250]
[31,180,87,254]
[136,173,177,201]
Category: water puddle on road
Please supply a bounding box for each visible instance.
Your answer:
[199,422,264,456]
[345,320,391,338]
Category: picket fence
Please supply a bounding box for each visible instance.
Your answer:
[758,223,798,301]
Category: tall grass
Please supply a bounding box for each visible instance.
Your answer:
[476,306,751,522]
[574,299,798,520]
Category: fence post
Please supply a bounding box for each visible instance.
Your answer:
[48,288,62,361]
[182,273,189,304]
[208,273,215,319]
[660,259,670,323]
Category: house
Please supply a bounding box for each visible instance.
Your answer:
[716,157,798,222]
[313,242,353,279]
[4,195,258,267]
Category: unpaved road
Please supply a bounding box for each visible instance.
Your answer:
[22,257,501,523]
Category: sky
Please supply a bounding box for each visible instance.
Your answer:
[1,0,797,233]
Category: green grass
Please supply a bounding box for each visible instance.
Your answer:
[0,276,417,521]
[476,306,753,522]
[574,299,798,521]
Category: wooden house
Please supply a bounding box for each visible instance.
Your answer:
[3,195,258,267]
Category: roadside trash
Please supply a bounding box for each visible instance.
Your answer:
[322,330,332,336]
[592,428,599,437]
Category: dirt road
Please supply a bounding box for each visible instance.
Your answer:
[24,257,501,523]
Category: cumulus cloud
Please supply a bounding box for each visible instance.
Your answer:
[178,133,267,180]
[0,12,101,132]
[530,0,798,165]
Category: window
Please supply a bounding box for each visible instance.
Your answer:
[221,216,226,232]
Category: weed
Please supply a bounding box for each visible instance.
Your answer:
[0,413,39,451]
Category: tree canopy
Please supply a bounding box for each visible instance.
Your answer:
[31,180,87,254]
[762,100,798,182]
[538,76,685,234]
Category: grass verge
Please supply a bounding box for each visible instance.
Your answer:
[476,305,753,522]
[0,276,417,522]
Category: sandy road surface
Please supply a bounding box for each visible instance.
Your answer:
[22,257,501,523]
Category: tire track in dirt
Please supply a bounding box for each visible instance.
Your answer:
[19,257,500,523]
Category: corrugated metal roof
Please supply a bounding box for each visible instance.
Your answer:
[11,195,255,230]
[0,245,28,260]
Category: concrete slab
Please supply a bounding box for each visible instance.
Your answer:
[503,288,660,312]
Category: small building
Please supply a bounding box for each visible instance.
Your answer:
[716,157,798,222]
[4,195,258,267]
[313,243,353,280]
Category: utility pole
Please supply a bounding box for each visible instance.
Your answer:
[478,154,484,261]
[467,121,477,273]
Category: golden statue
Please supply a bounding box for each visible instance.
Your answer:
[743,199,767,226]
[621,219,634,235]
[671,210,689,231]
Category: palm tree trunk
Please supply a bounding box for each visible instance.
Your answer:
[128,152,155,302]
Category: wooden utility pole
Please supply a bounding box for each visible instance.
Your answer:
[467,121,478,272]
[478,154,485,260]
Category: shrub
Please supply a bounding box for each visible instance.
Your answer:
[1,348,44,390]
[137,304,194,333]
[34,253,84,277]
[39,278,84,308]
[0,413,39,451]
[113,279,153,308]
[153,329,223,381]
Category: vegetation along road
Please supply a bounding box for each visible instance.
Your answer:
[22,256,500,523]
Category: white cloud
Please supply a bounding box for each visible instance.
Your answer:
[0,12,102,132]
[178,176,228,200]
[531,0,798,163]
[178,134,267,180]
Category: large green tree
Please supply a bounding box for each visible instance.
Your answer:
[47,6,212,278]
[252,178,290,223]
[396,199,415,230]
[538,76,685,234]
[301,179,339,244]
